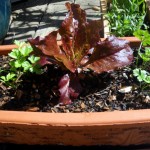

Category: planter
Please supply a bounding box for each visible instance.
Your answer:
[0,37,150,146]
[0,109,150,146]
[0,0,11,43]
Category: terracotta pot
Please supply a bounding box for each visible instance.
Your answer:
[0,37,141,54]
[0,37,149,146]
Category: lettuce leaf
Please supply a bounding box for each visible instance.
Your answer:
[28,2,133,104]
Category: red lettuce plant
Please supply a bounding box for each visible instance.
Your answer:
[28,2,133,105]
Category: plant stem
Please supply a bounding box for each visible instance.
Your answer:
[15,72,23,84]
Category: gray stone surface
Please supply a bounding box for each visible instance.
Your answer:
[4,0,101,44]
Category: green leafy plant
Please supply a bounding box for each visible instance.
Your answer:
[105,0,147,37]
[0,40,42,88]
[133,69,150,83]
[0,73,16,86]
[133,29,150,89]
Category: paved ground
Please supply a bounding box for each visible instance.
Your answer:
[4,0,101,44]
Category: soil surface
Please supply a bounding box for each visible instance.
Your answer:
[0,49,150,113]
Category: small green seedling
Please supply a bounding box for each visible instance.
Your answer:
[133,69,150,83]
[0,73,16,87]
[0,40,42,88]
[133,29,150,89]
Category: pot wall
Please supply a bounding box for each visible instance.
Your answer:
[0,110,150,146]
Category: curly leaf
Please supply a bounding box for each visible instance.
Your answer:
[86,47,133,73]
[73,20,103,64]
[58,10,103,65]
[29,2,133,75]
[37,56,52,66]
[84,36,133,73]
[59,2,103,63]
[66,2,86,24]
[59,11,73,37]
[58,74,81,105]
[87,36,130,63]
[58,74,72,105]
[29,31,60,56]
[29,31,76,72]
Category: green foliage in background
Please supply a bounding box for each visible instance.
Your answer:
[105,0,147,37]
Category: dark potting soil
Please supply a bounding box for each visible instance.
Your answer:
[0,50,150,113]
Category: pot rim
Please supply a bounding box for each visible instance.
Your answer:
[0,37,141,54]
[0,109,149,126]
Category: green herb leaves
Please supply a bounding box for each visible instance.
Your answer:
[133,29,150,89]
[134,30,150,46]
[133,69,150,83]
[0,73,16,87]
[0,40,42,88]
[139,47,150,62]
[9,40,42,73]
[106,0,146,37]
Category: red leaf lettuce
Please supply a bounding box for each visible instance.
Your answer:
[28,2,133,105]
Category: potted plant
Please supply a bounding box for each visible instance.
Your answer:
[0,2,149,147]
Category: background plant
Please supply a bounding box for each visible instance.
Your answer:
[0,40,42,88]
[105,0,147,37]
[133,29,150,89]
